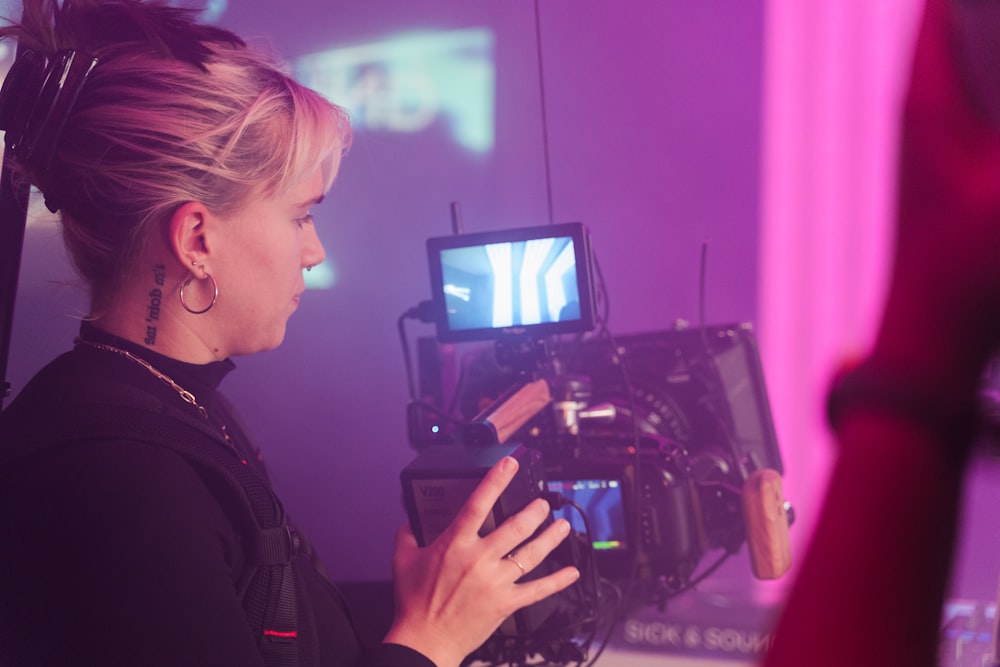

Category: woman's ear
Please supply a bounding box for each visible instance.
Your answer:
[169,201,212,270]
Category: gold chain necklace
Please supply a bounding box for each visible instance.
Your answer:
[74,336,233,445]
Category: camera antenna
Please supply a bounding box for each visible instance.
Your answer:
[533,0,555,225]
[450,200,464,235]
[699,239,709,331]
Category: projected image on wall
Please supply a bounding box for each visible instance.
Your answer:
[294,28,496,290]
[167,0,228,24]
[441,236,581,333]
[296,28,495,154]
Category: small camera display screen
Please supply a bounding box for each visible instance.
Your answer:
[548,478,627,551]
[427,223,595,343]
[439,236,581,332]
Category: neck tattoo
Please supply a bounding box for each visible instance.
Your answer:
[74,336,234,448]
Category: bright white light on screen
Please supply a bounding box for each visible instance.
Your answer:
[296,28,495,154]
[545,242,576,322]
[485,242,512,328]
[519,238,553,325]
[443,284,471,302]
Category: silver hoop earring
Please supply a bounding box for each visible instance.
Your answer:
[306,264,314,272]
[179,272,218,315]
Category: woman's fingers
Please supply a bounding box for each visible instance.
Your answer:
[386,455,581,666]
[444,456,575,578]
[509,564,581,610]
[443,456,520,541]
[485,497,553,556]
[494,509,573,580]
[491,518,579,620]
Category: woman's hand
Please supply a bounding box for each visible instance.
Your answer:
[383,455,580,667]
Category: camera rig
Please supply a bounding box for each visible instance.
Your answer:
[411,323,791,577]
[400,223,791,665]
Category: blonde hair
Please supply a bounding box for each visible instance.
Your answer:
[1,0,352,309]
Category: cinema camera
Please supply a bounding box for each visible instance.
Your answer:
[399,222,792,665]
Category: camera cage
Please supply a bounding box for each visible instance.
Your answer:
[407,223,789,663]
[410,322,786,582]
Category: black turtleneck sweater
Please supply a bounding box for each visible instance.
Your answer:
[0,324,433,667]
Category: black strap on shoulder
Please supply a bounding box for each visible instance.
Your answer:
[2,389,302,667]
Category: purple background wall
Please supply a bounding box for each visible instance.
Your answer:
[8,1,765,583]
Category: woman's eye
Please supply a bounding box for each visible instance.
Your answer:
[297,213,314,228]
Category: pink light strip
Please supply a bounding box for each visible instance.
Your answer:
[759,0,923,597]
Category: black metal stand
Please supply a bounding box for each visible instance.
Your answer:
[0,150,31,409]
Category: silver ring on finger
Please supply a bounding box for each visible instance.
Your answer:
[504,552,526,576]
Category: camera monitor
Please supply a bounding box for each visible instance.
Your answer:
[547,478,628,552]
[426,222,596,343]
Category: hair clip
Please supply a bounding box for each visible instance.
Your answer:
[0,49,99,175]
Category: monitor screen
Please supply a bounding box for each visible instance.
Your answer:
[426,223,596,343]
[548,477,628,551]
